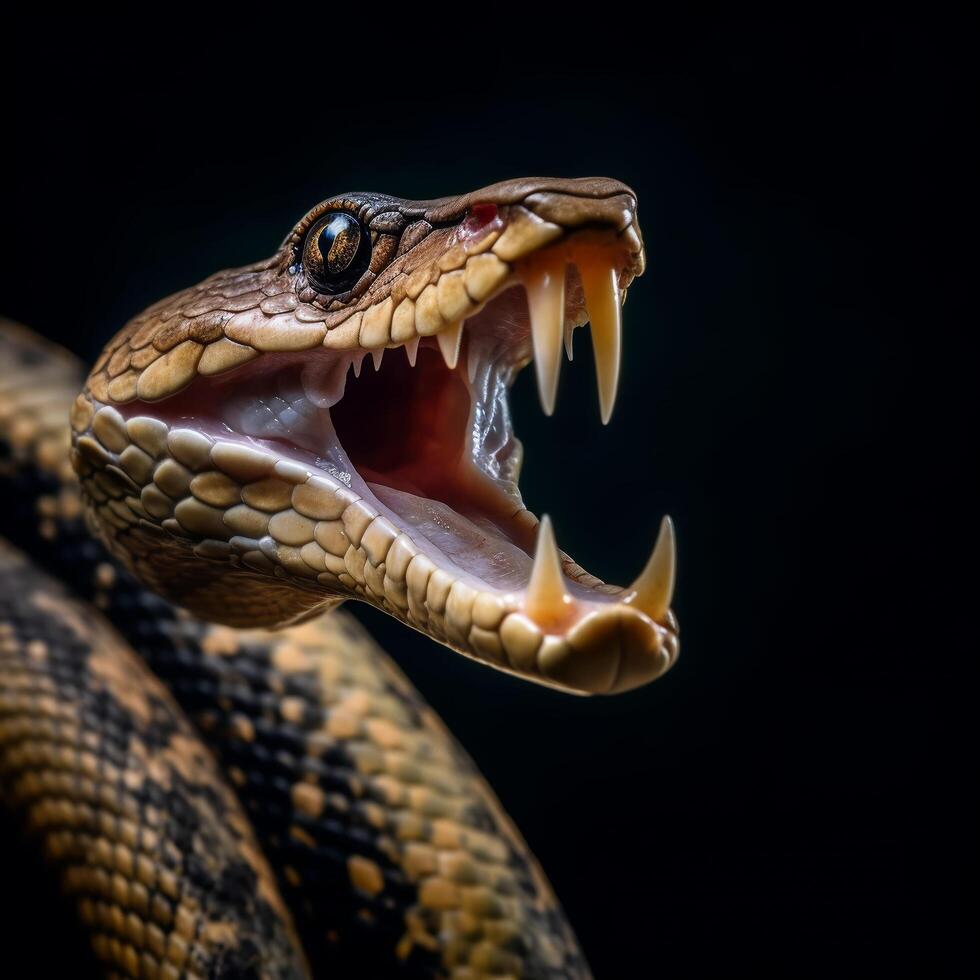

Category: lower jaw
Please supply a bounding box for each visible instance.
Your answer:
[156,364,596,600]
[82,298,679,693]
[80,388,678,694]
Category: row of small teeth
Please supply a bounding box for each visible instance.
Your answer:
[104,208,640,416]
[299,245,625,425]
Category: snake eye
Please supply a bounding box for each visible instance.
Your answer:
[303,212,372,294]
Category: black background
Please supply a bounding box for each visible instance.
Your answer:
[0,17,972,979]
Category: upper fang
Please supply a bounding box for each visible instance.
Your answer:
[521,254,566,416]
[578,259,622,425]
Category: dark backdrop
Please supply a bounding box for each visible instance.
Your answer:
[0,18,971,979]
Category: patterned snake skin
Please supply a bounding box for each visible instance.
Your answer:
[0,540,307,979]
[0,178,678,977]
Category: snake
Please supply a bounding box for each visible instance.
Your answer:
[0,176,679,978]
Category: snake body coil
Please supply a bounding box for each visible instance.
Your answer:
[0,178,677,977]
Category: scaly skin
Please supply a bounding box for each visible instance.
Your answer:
[0,540,309,979]
[72,178,679,695]
[0,319,591,977]
[1,177,678,975]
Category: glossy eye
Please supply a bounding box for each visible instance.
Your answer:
[303,212,372,294]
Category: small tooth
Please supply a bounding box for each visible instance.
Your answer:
[371,347,384,371]
[436,321,464,370]
[467,336,480,384]
[524,515,570,622]
[564,320,575,361]
[404,336,419,367]
[626,516,676,622]
[580,262,622,424]
[300,359,348,408]
[352,352,367,378]
[341,359,354,396]
[521,255,565,415]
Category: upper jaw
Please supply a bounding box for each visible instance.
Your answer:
[76,178,679,696]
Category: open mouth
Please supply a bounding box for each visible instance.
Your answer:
[83,185,679,694]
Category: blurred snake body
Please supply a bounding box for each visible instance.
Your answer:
[0,178,678,977]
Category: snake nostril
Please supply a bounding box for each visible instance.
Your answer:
[461,203,499,239]
[470,203,497,225]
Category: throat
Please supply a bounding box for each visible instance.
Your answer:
[332,343,535,589]
[331,345,471,504]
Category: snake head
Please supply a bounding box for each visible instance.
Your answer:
[72,177,678,695]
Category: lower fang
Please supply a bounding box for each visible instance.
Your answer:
[625,515,676,622]
[524,515,572,625]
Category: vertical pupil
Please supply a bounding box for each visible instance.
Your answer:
[317,215,360,275]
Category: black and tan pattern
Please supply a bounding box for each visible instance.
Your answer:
[181,618,587,978]
[0,541,307,979]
